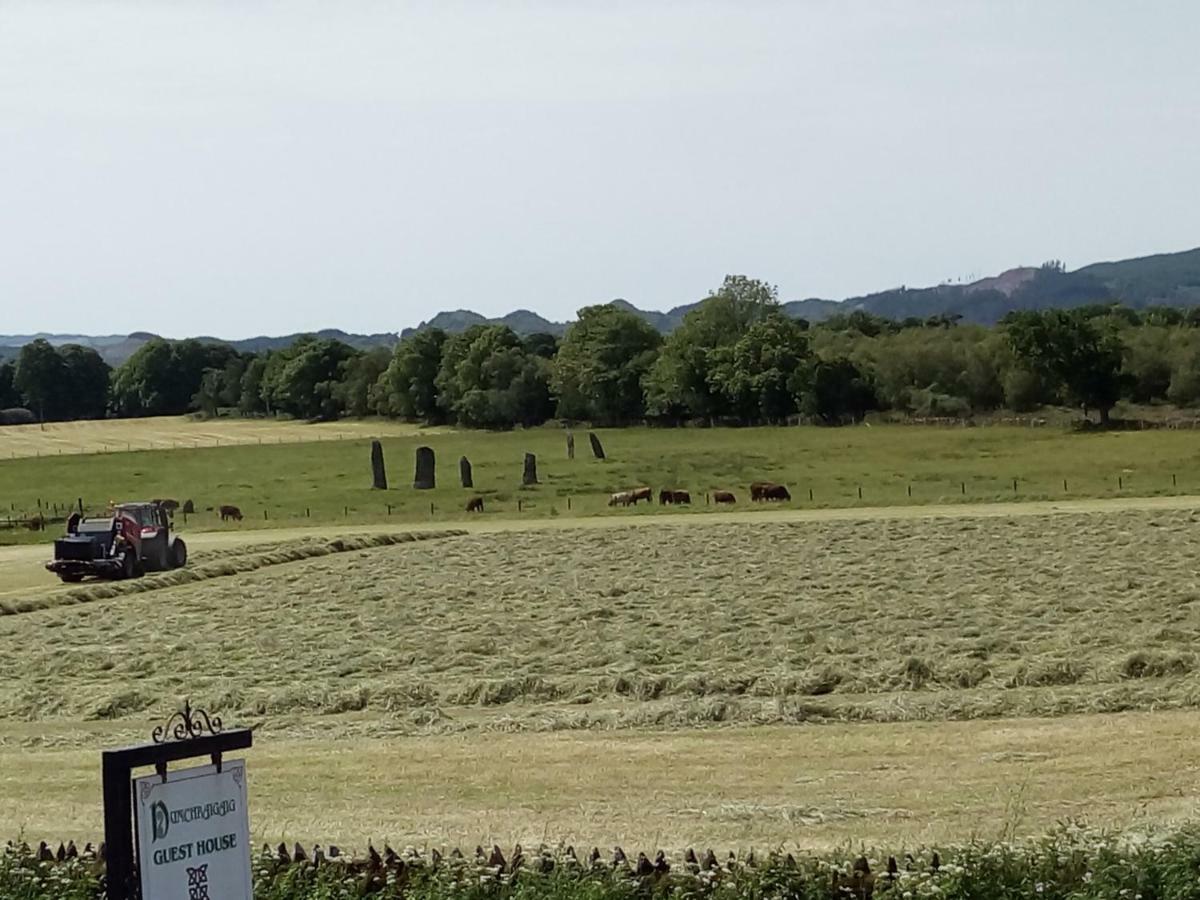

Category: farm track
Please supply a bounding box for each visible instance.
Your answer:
[4,491,1200,597]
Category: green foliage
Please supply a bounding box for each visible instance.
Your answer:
[796,357,878,424]
[375,329,447,421]
[645,275,781,420]
[11,340,110,421]
[552,304,661,424]
[8,826,1200,900]
[111,338,237,417]
[261,337,360,421]
[706,312,810,422]
[0,361,18,409]
[435,325,553,428]
[1005,311,1126,423]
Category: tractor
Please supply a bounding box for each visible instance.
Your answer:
[45,500,188,583]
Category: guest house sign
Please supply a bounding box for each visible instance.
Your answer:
[134,760,252,899]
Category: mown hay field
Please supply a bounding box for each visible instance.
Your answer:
[3,508,1200,847]
[4,422,1200,544]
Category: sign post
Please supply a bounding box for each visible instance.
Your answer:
[101,701,253,900]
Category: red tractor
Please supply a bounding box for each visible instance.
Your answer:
[45,501,188,583]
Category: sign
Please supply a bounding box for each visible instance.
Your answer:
[134,760,251,900]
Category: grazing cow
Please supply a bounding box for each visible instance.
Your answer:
[219,504,243,522]
[658,489,672,506]
[608,491,634,507]
[751,481,791,501]
[155,498,180,512]
[630,486,653,505]
[465,496,484,513]
[671,490,691,505]
[713,490,736,504]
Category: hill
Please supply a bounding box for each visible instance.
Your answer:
[4,246,1198,363]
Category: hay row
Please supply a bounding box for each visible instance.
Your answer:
[0,530,467,617]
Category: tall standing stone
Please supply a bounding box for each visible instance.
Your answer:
[413,446,436,490]
[566,432,575,460]
[588,431,606,460]
[522,453,539,485]
[460,456,473,488]
[371,440,388,490]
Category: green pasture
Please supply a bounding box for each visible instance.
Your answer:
[2,423,1200,541]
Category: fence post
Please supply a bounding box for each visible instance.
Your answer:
[263,509,268,520]
[961,482,965,495]
[1118,476,1123,490]
[1173,473,1178,487]
[907,484,912,497]
[387,504,392,516]
[567,497,571,511]
[1012,478,1017,493]
[518,499,523,512]
[1063,479,1067,492]
[306,508,310,518]
[808,487,813,502]
[857,485,862,500]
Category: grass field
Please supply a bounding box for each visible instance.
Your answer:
[3,421,1200,544]
[0,415,438,459]
[4,506,1200,847]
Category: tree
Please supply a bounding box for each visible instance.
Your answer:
[336,346,391,418]
[111,338,237,417]
[1005,310,1125,424]
[57,344,111,419]
[435,325,553,428]
[796,357,878,424]
[374,329,447,421]
[707,312,810,422]
[0,361,18,408]
[238,356,269,415]
[14,339,67,421]
[645,275,780,420]
[552,304,661,424]
[262,337,358,420]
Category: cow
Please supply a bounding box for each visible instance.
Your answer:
[658,489,673,506]
[751,482,791,501]
[219,505,243,522]
[465,496,484,513]
[608,491,634,507]
[671,490,691,505]
[154,498,180,512]
[630,487,653,505]
[713,490,736,504]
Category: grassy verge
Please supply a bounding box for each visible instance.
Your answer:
[5,824,1200,899]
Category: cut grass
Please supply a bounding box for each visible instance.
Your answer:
[0,529,465,616]
[3,422,1200,543]
[6,507,1200,728]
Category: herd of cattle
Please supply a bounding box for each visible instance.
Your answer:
[607,482,791,507]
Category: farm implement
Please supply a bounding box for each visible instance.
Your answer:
[45,500,188,583]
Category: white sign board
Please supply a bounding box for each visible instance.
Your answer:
[134,760,251,900]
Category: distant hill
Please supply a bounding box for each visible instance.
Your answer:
[4,246,1198,364]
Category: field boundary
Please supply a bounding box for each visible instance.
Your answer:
[0,530,466,617]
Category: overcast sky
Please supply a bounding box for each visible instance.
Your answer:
[1,1,1196,339]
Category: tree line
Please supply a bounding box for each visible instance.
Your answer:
[6,275,1200,428]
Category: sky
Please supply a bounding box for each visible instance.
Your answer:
[0,1,1197,339]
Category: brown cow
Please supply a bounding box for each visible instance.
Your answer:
[219,505,243,522]
[671,490,691,505]
[465,496,484,513]
[608,491,634,507]
[713,490,736,504]
[630,486,653,505]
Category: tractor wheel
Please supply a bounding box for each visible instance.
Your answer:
[59,573,83,584]
[171,539,188,569]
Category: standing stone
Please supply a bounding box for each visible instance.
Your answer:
[371,440,388,490]
[588,431,606,460]
[522,453,539,486]
[460,456,473,488]
[413,446,436,490]
[566,432,575,460]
